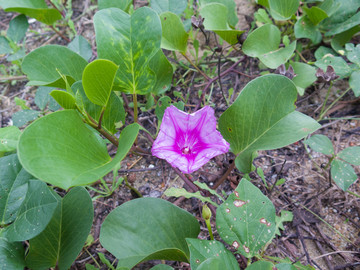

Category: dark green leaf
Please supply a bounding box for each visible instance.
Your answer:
[151,0,187,15]
[315,54,352,78]
[245,261,274,270]
[331,26,360,54]
[150,265,174,270]
[12,110,40,128]
[18,110,139,190]
[349,71,360,97]
[149,49,173,95]
[199,0,238,28]
[0,154,31,225]
[303,134,334,155]
[303,6,328,25]
[67,35,93,61]
[0,237,25,270]
[294,16,322,44]
[291,62,317,95]
[0,126,21,153]
[325,11,360,36]
[98,0,132,12]
[331,159,358,191]
[100,197,200,269]
[268,0,299,21]
[34,86,60,111]
[7,14,28,43]
[216,179,276,258]
[26,187,94,270]
[160,12,188,53]
[337,146,360,165]
[4,180,58,241]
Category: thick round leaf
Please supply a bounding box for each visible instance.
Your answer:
[82,59,118,106]
[100,197,200,269]
[331,159,358,191]
[186,239,239,270]
[303,6,328,25]
[18,110,139,190]
[337,146,360,166]
[303,134,334,156]
[331,26,360,54]
[151,0,187,15]
[200,3,244,45]
[0,126,21,153]
[0,0,61,25]
[199,0,238,28]
[216,179,276,258]
[22,45,88,88]
[149,49,173,95]
[0,154,31,225]
[25,187,93,270]
[294,16,322,44]
[0,237,25,270]
[242,24,296,69]
[218,75,320,173]
[160,12,188,53]
[72,81,125,134]
[325,12,360,36]
[291,62,317,95]
[67,35,92,61]
[94,7,161,94]
[98,0,132,12]
[4,180,58,241]
[50,90,76,109]
[268,0,299,21]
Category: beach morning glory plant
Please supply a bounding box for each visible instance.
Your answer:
[152,105,230,174]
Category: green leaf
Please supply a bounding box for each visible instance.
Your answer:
[100,197,200,269]
[155,96,172,123]
[0,237,25,270]
[50,90,76,109]
[72,82,125,134]
[14,97,29,110]
[35,86,60,111]
[216,179,276,258]
[98,0,132,12]
[4,180,58,241]
[276,263,297,270]
[194,181,224,202]
[186,239,239,270]
[254,8,272,25]
[67,35,93,61]
[331,26,360,54]
[160,12,188,53]
[303,6,328,25]
[303,134,334,155]
[199,0,238,28]
[164,187,219,207]
[150,0,188,15]
[150,265,174,270]
[337,146,360,166]
[275,210,293,236]
[294,16,322,44]
[0,126,21,153]
[315,54,352,78]
[218,75,320,173]
[331,159,358,191]
[94,7,162,95]
[245,261,274,270]
[291,62,317,95]
[82,59,119,107]
[349,71,360,97]
[314,46,336,60]
[0,154,31,225]
[243,24,296,69]
[0,36,12,54]
[26,187,94,270]
[268,0,299,21]
[12,109,40,128]
[7,14,29,43]
[199,3,244,45]
[0,0,62,25]
[325,12,360,36]
[18,110,139,190]
[346,43,360,66]
[21,45,88,88]
[149,49,173,95]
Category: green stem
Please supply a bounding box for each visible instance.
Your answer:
[347,190,360,198]
[318,87,351,121]
[205,219,214,240]
[318,81,333,120]
[124,176,142,198]
[181,52,210,80]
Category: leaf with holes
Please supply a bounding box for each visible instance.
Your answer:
[186,239,239,270]
[0,0,61,25]
[243,24,296,69]
[25,187,93,270]
[275,210,293,236]
[3,180,58,241]
[216,179,276,258]
[22,45,88,88]
[303,134,334,156]
[0,126,21,153]
[331,159,358,191]
[0,237,25,269]
[199,3,244,45]
[94,7,161,95]
[18,110,139,190]
[0,154,31,225]
[100,197,200,269]
[218,75,320,173]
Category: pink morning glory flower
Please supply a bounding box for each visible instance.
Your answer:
[151,105,230,174]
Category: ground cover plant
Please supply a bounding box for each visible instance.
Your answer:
[0,0,359,269]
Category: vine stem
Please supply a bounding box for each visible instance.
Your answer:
[212,161,236,190]
[318,87,352,121]
[181,52,210,80]
[133,93,138,123]
[50,25,70,42]
[318,81,333,121]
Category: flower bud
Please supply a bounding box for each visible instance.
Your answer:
[202,204,212,221]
